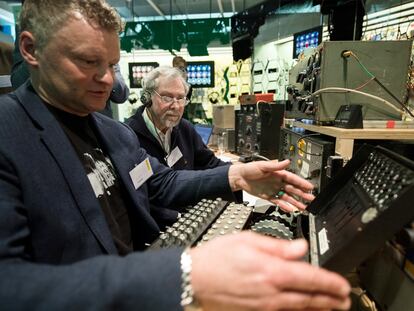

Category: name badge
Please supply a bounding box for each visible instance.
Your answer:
[129,158,153,189]
[166,146,183,167]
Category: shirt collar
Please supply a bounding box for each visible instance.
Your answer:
[142,107,172,154]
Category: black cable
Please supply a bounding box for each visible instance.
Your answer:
[345,50,414,118]
[297,133,321,140]
[296,133,323,157]
[296,147,322,157]
[373,76,414,118]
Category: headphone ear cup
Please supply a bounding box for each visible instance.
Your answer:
[140,90,152,107]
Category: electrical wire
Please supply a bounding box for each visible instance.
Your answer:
[296,133,323,157]
[348,51,374,78]
[347,51,414,118]
[355,77,375,90]
[358,290,378,310]
[256,100,268,117]
[304,87,402,115]
[252,153,270,161]
[295,147,322,157]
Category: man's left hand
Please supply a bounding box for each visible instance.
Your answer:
[228,159,315,211]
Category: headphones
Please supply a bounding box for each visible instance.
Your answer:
[127,92,138,105]
[208,91,220,104]
[140,90,152,108]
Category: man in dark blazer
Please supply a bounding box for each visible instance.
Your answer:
[0,40,13,94]
[0,1,351,310]
[126,67,222,171]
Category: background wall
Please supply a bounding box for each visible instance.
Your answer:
[117,47,234,121]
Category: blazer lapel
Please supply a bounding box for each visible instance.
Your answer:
[15,83,118,254]
[91,115,159,229]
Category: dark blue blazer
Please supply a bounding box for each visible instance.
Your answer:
[126,105,239,228]
[0,82,232,310]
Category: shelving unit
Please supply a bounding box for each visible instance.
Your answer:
[291,121,414,160]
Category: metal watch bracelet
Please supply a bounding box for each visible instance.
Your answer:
[180,248,201,310]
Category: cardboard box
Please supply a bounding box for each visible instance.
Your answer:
[213,105,235,129]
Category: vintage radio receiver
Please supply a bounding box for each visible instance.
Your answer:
[235,102,284,159]
[287,41,412,124]
[279,128,335,193]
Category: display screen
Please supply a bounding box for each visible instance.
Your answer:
[186,61,215,88]
[128,62,159,88]
[293,26,323,59]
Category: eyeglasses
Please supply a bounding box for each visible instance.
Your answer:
[153,90,190,106]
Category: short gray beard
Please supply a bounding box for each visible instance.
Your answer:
[160,112,181,129]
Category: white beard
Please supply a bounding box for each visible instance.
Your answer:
[160,112,181,128]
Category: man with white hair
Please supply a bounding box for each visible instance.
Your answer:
[126,66,234,227]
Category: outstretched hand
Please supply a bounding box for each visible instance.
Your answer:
[228,159,315,211]
[191,232,351,311]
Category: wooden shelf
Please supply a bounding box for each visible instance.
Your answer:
[291,121,414,159]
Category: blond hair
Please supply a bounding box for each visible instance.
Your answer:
[20,0,122,51]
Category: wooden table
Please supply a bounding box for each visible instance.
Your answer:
[292,121,414,160]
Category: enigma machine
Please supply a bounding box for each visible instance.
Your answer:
[149,145,414,310]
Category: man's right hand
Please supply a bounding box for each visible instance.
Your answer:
[190,232,351,311]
